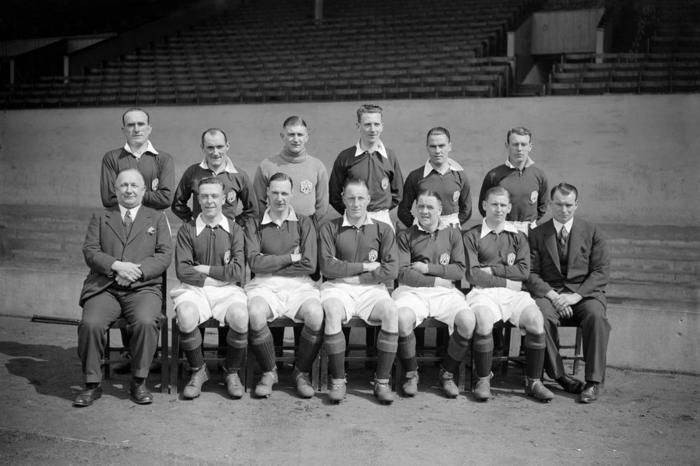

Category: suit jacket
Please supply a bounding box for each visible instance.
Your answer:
[527,217,609,305]
[79,206,173,306]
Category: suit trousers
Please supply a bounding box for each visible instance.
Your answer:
[535,296,611,383]
[78,286,162,383]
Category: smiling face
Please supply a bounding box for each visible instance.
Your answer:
[267,178,293,216]
[357,112,383,147]
[416,194,442,231]
[202,131,230,172]
[197,181,225,222]
[122,110,151,149]
[115,169,146,209]
[342,182,370,223]
[281,124,308,156]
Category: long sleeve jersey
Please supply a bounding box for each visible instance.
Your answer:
[397,224,466,287]
[463,222,530,288]
[478,160,548,223]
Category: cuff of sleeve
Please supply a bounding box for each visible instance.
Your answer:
[208,265,225,281]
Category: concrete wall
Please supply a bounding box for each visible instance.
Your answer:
[1,95,699,226]
[531,8,605,54]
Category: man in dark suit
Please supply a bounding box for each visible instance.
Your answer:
[527,182,611,403]
[74,168,172,407]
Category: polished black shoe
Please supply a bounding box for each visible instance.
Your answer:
[73,385,102,407]
[129,380,153,405]
[556,375,585,394]
[579,382,599,403]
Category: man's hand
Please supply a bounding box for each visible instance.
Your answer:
[434,277,453,288]
[193,264,210,275]
[546,290,574,317]
[410,262,429,274]
[114,275,132,287]
[363,262,381,272]
[203,277,227,287]
[478,267,493,275]
[505,279,522,291]
[290,253,302,263]
[111,261,142,282]
[561,293,583,306]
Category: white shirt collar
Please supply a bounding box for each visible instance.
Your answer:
[195,214,231,236]
[198,155,238,174]
[354,140,388,158]
[416,221,445,233]
[123,140,158,159]
[118,204,141,221]
[261,206,298,226]
[422,159,464,177]
[342,213,374,227]
[505,156,535,170]
[479,219,518,239]
[553,218,574,234]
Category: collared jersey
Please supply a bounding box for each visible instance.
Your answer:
[245,208,317,277]
[463,222,530,288]
[175,215,245,287]
[100,146,175,210]
[478,161,548,222]
[398,160,472,227]
[397,224,466,287]
[171,160,258,226]
[328,143,403,215]
[319,215,398,284]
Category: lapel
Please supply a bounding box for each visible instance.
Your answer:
[565,219,583,277]
[126,207,151,246]
[542,220,561,273]
[105,208,127,244]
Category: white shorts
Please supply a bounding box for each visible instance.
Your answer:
[466,287,537,328]
[170,283,247,326]
[320,281,392,325]
[367,209,394,232]
[392,285,469,333]
[245,275,320,322]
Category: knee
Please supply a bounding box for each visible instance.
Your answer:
[322,300,345,326]
[175,303,200,333]
[397,308,416,336]
[225,304,248,332]
[378,300,398,325]
[300,300,324,330]
[454,309,475,336]
[472,306,494,335]
[520,306,544,334]
[247,298,269,330]
[580,302,608,326]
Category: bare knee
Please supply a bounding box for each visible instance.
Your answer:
[225,304,248,333]
[373,299,398,332]
[175,303,200,333]
[299,299,323,331]
[453,308,475,338]
[323,300,345,334]
[519,306,544,334]
[473,305,495,335]
[397,307,416,337]
[248,297,270,331]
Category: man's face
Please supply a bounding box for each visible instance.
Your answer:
[342,183,370,220]
[197,182,225,221]
[427,133,451,167]
[281,124,308,155]
[202,131,230,171]
[506,133,532,169]
[551,190,578,224]
[416,195,442,231]
[115,170,146,209]
[483,193,512,225]
[122,110,152,148]
[267,179,293,215]
[357,112,383,146]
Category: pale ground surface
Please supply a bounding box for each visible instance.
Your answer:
[0,315,698,465]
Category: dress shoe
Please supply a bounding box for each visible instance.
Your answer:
[293,368,315,399]
[373,378,394,405]
[328,378,347,403]
[525,378,554,403]
[183,365,209,399]
[473,373,493,402]
[556,375,584,394]
[402,370,419,397]
[579,382,599,403]
[73,385,102,407]
[254,368,278,398]
[224,370,244,399]
[129,379,153,405]
[439,368,459,398]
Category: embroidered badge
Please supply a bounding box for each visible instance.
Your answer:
[439,253,450,265]
[381,177,389,190]
[530,191,538,203]
[226,190,237,205]
[147,226,156,235]
[300,180,313,194]
[152,178,159,190]
[368,249,378,262]
[507,253,516,266]
[453,190,460,203]
[224,250,231,264]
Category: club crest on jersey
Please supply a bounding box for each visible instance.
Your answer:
[224,250,231,264]
[530,191,538,203]
[507,253,516,266]
[381,177,389,190]
[151,178,159,190]
[299,180,313,194]
[439,253,450,265]
[368,249,378,262]
[452,191,460,203]
[226,190,237,204]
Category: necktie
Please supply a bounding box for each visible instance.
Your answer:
[124,210,133,236]
[559,226,569,259]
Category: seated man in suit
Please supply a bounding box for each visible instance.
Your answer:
[394,190,471,397]
[463,186,553,402]
[75,168,172,407]
[319,178,399,404]
[170,177,247,400]
[527,183,611,403]
[244,172,323,399]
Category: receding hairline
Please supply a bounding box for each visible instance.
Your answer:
[114,168,145,187]
[121,108,150,126]
[201,128,228,146]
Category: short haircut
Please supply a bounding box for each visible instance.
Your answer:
[356,104,383,122]
[115,168,145,187]
[268,172,294,190]
[201,128,228,146]
[506,126,532,144]
[426,126,451,143]
[484,186,510,201]
[551,182,579,201]
[282,116,308,129]
[197,176,225,190]
[416,189,443,208]
[343,177,369,193]
[122,108,150,126]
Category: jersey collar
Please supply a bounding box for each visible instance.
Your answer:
[195,214,231,236]
[123,140,158,159]
[505,156,535,170]
[198,156,238,174]
[342,213,374,227]
[354,140,388,158]
[480,219,518,238]
[422,158,464,177]
[261,206,298,226]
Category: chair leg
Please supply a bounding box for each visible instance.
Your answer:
[170,318,180,394]
[160,316,169,393]
[573,327,583,375]
[319,346,328,391]
[104,329,112,380]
